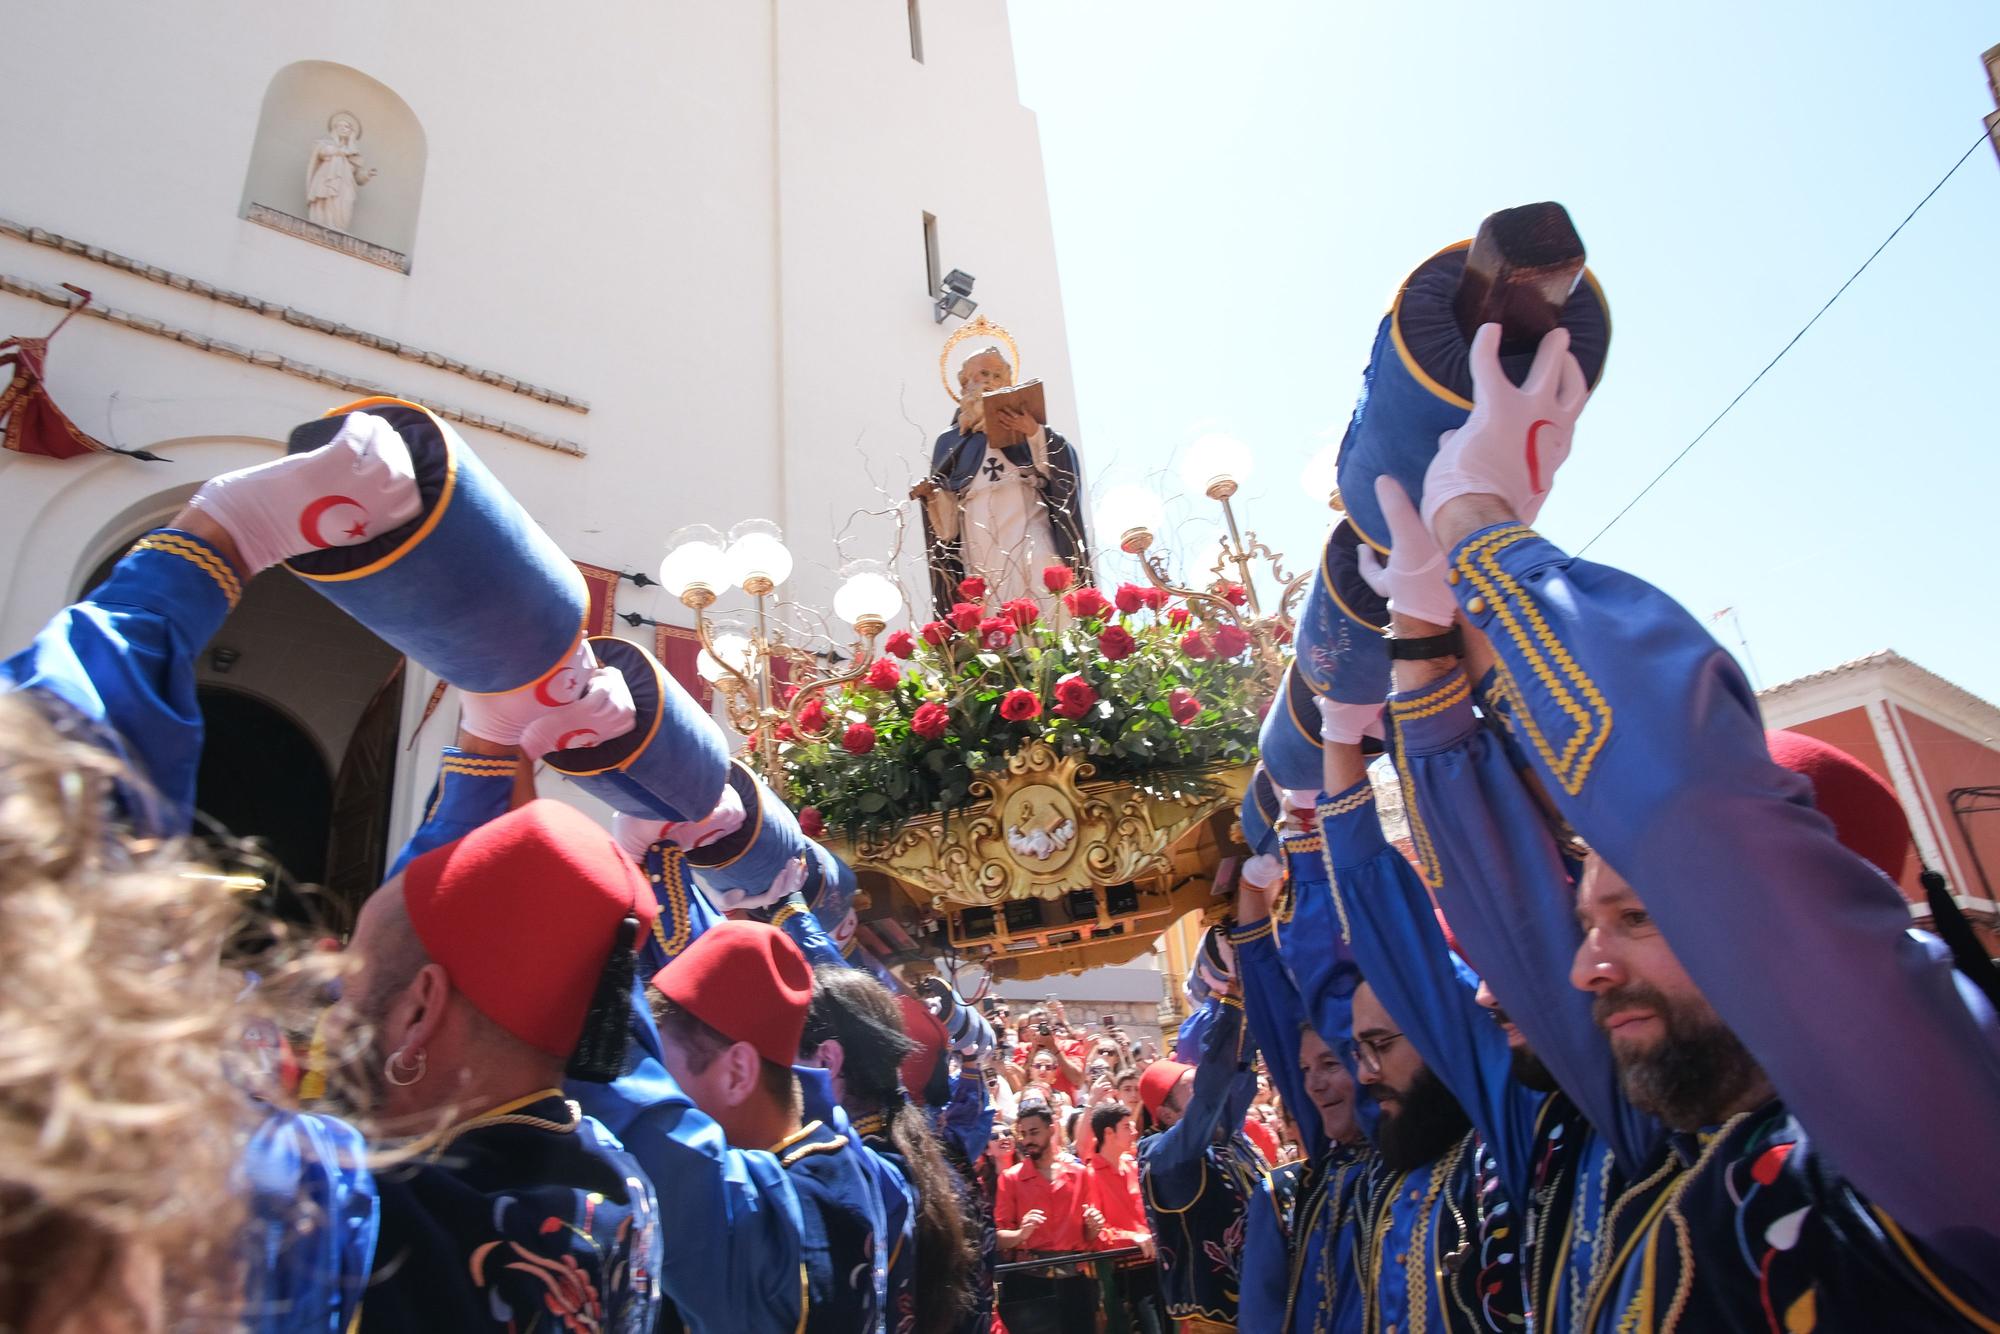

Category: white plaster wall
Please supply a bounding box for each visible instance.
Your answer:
[0,0,1076,855]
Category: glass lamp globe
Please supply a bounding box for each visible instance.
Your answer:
[660,524,729,604]
[697,630,752,684]
[1180,433,1254,499]
[724,518,794,594]
[832,560,902,632]
[1095,485,1165,553]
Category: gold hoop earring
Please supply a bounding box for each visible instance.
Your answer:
[385,1046,427,1087]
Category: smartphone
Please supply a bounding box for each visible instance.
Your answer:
[1101,1014,1116,1030]
[1038,1022,1052,1037]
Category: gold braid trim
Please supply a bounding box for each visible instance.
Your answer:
[132,533,243,607]
[650,845,696,959]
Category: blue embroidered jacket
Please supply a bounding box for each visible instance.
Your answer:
[1,531,382,1332]
[1139,996,1265,1325]
[1403,520,2000,1330]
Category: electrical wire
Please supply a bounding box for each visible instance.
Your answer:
[1576,132,1990,556]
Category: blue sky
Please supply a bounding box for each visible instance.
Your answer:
[1010,1,2000,706]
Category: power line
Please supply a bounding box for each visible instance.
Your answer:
[1576,133,1988,556]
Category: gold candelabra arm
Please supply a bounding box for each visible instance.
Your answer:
[691,606,765,706]
[781,618,887,744]
[1128,532,1250,634]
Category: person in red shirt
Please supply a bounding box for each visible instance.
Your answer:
[1080,1103,1150,1255]
[994,1102,1100,1333]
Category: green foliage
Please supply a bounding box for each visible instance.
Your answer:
[784,592,1266,839]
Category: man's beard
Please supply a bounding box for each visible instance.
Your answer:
[1372,1064,1472,1173]
[1016,1139,1046,1163]
[1594,983,1767,1130]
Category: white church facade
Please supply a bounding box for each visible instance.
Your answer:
[0,1,1082,906]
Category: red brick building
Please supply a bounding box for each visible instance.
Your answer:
[1759,651,2000,954]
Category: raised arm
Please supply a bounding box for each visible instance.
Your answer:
[1388,664,1659,1177]
[1144,994,1249,1191]
[1315,749,1548,1207]
[1434,514,2000,1249]
[2,521,243,836]
[1231,857,1328,1164]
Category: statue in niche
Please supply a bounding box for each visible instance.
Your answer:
[305,111,376,233]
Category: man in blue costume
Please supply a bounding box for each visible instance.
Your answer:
[1261,758,1521,1334]
[1232,844,1374,1334]
[1358,321,2000,1330]
[913,343,1089,614]
[1136,982,1264,1332]
[0,418,663,1331]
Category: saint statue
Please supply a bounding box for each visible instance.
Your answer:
[912,321,1090,615]
[305,111,377,233]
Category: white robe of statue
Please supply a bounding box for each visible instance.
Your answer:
[959,446,1060,606]
[305,115,375,233]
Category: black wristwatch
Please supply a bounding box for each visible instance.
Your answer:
[1386,626,1464,661]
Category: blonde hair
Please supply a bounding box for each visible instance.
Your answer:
[0,694,340,1327]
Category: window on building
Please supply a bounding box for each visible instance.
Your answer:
[923,212,941,296]
[908,0,924,62]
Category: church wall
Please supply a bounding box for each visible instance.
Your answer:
[1,0,1078,861]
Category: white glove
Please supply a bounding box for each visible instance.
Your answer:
[1241,853,1285,890]
[660,781,747,850]
[1356,476,1457,629]
[1421,323,1588,532]
[1315,695,1385,748]
[519,662,637,756]
[461,640,600,747]
[612,813,671,863]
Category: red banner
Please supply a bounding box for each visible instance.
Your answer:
[574,562,622,638]
[653,623,716,711]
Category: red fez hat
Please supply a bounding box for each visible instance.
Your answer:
[1766,729,1912,881]
[1139,1059,1193,1118]
[651,920,812,1067]
[897,994,949,1104]
[402,799,655,1059]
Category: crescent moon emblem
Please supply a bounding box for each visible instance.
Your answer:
[1524,420,1555,496]
[298,495,363,549]
[534,667,581,707]
[554,728,599,751]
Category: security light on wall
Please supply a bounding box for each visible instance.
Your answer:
[934,268,977,323]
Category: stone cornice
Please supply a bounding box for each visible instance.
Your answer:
[0,271,584,457]
[0,215,588,414]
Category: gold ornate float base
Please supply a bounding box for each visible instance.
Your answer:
[826,742,1253,981]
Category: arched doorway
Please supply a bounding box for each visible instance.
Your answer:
[79,543,404,931]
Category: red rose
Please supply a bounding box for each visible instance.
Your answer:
[797,698,829,732]
[1140,586,1171,611]
[1042,563,1077,593]
[920,619,955,647]
[1181,630,1213,659]
[999,688,1042,722]
[1114,583,1145,615]
[1167,607,1192,628]
[1003,597,1041,630]
[865,657,902,690]
[1169,688,1200,725]
[774,721,797,742]
[780,683,800,704]
[1211,624,1251,658]
[1098,624,1137,661]
[842,722,878,755]
[1222,583,1248,607]
[950,601,984,633]
[978,616,1017,649]
[1065,587,1114,621]
[958,576,988,601]
[798,806,826,837]
[910,701,951,739]
[884,629,915,659]
[1053,674,1099,720]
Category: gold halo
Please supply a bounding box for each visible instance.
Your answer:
[939,315,1020,403]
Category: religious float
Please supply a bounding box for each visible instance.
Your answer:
[659,202,1608,981]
